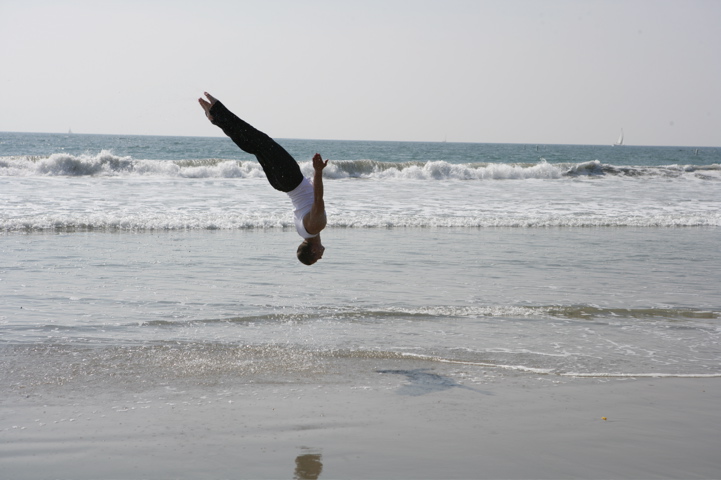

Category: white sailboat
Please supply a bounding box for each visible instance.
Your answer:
[613,129,624,146]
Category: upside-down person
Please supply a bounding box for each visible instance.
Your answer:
[198,92,328,265]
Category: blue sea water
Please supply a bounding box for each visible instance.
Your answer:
[1,131,720,396]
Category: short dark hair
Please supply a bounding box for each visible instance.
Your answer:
[297,242,315,265]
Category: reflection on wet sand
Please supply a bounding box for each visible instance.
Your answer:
[377,368,493,396]
[294,450,323,479]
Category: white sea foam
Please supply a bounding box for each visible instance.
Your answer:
[2,160,720,232]
[3,152,719,180]
[3,211,718,232]
[6,148,720,232]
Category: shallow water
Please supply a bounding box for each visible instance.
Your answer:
[2,227,719,393]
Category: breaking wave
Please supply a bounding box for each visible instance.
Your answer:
[2,152,719,180]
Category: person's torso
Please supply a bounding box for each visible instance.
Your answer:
[287,178,317,239]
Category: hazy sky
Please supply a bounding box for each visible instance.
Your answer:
[1,0,719,146]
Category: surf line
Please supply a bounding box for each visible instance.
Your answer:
[560,372,721,378]
[398,352,554,374]
[398,353,721,378]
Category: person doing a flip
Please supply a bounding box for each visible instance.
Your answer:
[198,92,328,265]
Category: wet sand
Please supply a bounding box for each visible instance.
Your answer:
[2,358,720,479]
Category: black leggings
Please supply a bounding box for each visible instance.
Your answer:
[209,101,304,193]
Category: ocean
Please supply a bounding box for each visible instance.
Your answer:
[1,131,720,398]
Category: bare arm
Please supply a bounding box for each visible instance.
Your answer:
[304,153,329,235]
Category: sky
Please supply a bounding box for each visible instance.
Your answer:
[1,0,719,146]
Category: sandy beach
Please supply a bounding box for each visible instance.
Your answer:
[2,356,719,480]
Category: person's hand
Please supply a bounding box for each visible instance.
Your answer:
[198,92,218,122]
[313,153,329,171]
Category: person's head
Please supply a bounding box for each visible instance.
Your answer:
[297,240,325,265]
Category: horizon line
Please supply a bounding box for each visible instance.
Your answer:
[1,130,719,149]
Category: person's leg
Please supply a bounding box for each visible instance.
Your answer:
[209,101,303,192]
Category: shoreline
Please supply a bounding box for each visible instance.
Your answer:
[2,357,719,479]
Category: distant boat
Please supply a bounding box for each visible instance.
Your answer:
[68,128,73,134]
[613,129,624,146]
